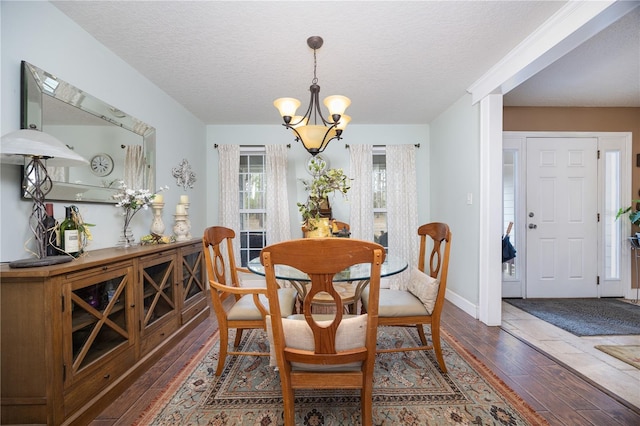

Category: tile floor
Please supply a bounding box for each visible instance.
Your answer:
[501,301,640,410]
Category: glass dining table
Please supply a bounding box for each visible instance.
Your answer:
[247,255,408,313]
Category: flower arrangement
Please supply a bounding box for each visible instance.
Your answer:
[297,159,351,230]
[113,181,169,246]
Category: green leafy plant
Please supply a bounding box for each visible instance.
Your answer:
[297,159,351,230]
[616,200,640,227]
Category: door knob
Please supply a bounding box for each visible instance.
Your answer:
[528,223,537,229]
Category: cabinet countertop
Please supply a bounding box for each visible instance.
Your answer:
[0,238,202,278]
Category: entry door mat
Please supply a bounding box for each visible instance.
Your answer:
[504,298,640,336]
[134,327,548,425]
[595,345,640,369]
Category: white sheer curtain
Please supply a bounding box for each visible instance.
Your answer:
[349,144,374,240]
[386,144,419,289]
[124,145,145,189]
[265,145,291,244]
[217,144,241,262]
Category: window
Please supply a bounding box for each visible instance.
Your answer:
[238,148,266,267]
[373,147,387,249]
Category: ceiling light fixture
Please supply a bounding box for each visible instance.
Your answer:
[274,36,351,156]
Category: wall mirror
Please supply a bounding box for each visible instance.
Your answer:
[21,61,156,203]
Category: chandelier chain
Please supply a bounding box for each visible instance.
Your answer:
[312,47,318,85]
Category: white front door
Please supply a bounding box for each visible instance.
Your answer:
[526,137,598,298]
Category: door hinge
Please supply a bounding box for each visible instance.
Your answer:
[597,276,600,285]
[597,213,600,222]
[597,150,600,159]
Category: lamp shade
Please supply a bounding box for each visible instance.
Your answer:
[297,125,338,150]
[335,114,351,131]
[273,97,301,118]
[0,129,89,166]
[290,115,309,129]
[323,95,351,117]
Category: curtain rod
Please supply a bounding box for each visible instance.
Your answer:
[213,144,291,149]
[344,143,421,149]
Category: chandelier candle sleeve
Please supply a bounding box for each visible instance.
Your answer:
[176,204,186,215]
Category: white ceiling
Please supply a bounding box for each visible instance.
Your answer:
[51,1,639,126]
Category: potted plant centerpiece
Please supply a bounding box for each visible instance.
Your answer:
[616,200,640,247]
[298,158,351,237]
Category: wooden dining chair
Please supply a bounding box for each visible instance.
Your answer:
[361,222,451,372]
[202,226,297,375]
[261,238,384,426]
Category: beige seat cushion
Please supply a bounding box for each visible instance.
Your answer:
[362,287,429,317]
[237,270,267,288]
[266,314,368,371]
[227,287,297,321]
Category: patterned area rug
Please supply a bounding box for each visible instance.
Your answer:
[595,345,640,369]
[135,327,547,425]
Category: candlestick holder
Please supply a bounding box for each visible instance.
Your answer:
[150,202,166,235]
[180,202,192,239]
[173,213,190,242]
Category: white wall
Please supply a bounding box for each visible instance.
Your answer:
[430,94,481,309]
[206,124,429,237]
[1,1,206,262]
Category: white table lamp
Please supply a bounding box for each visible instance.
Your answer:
[1,129,89,267]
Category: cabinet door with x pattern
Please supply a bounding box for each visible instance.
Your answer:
[179,242,207,323]
[138,251,180,356]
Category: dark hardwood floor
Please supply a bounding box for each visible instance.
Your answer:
[92,300,640,425]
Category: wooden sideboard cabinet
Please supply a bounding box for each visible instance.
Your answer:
[0,239,209,426]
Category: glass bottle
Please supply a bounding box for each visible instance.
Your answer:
[60,206,80,257]
[44,203,58,256]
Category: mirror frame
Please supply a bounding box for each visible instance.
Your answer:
[20,61,156,203]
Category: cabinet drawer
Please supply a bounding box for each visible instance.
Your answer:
[66,260,132,281]
[139,315,180,356]
[63,348,136,417]
[182,296,208,324]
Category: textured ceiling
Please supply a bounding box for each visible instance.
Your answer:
[51,1,639,125]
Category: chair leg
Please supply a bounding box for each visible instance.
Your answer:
[234,328,243,347]
[361,382,373,425]
[431,326,447,373]
[282,386,296,426]
[416,324,428,346]
[216,327,229,376]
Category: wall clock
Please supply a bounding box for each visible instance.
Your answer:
[90,153,114,177]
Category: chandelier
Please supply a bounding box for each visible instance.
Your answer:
[274,36,351,156]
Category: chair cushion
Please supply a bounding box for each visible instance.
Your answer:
[406,267,440,314]
[361,287,429,317]
[237,271,267,288]
[227,287,297,321]
[266,314,368,371]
